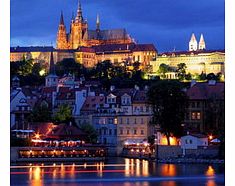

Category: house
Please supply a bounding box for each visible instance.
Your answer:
[180,134,208,150]
[184,81,225,133]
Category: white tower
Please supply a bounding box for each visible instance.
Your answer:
[198,34,206,50]
[189,33,198,51]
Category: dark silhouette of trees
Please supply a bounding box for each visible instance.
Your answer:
[148,80,188,145]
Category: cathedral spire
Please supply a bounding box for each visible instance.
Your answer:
[60,11,64,25]
[199,33,206,50]
[96,14,100,31]
[76,0,83,22]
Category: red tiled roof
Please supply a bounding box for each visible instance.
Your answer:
[132,44,157,52]
[81,96,105,112]
[47,124,85,139]
[186,82,224,100]
[42,87,56,94]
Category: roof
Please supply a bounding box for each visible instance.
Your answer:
[159,50,225,57]
[133,90,148,103]
[47,124,85,139]
[81,96,105,112]
[182,134,208,138]
[186,82,224,100]
[132,44,157,52]
[88,29,130,40]
[10,46,54,52]
[77,46,95,53]
[42,87,56,94]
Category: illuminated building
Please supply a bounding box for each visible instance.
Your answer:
[10,1,157,68]
[56,1,133,49]
[150,33,224,77]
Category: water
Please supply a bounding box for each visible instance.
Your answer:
[10,158,225,186]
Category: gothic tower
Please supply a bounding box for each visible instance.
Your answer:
[189,33,198,51]
[56,12,68,49]
[45,52,58,87]
[198,34,206,50]
[69,0,88,49]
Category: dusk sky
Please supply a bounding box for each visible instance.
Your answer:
[10,0,225,52]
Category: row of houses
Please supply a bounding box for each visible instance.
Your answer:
[11,72,224,150]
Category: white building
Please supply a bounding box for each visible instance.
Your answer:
[180,134,208,150]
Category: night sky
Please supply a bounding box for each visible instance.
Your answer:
[10,0,225,52]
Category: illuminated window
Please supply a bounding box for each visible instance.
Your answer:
[196,112,201,119]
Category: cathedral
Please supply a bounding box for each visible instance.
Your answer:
[56,1,133,50]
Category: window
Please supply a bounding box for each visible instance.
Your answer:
[192,102,195,108]
[141,130,144,135]
[189,140,192,144]
[197,102,200,108]
[185,139,188,144]
[109,129,112,135]
[196,112,201,120]
[192,112,201,120]
[146,106,149,112]
[126,118,129,124]
[134,130,137,135]
[120,129,123,135]
[127,130,130,135]
[114,129,117,135]
[140,106,143,112]
[141,118,144,124]
[134,118,137,124]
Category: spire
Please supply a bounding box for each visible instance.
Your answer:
[49,51,55,74]
[189,33,198,51]
[76,0,83,22]
[199,34,206,50]
[190,33,197,42]
[96,14,100,31]
[60,11,64,25]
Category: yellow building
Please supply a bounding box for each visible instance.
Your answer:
[150,33,225,77]
[56,1,133,50]
[150,50,225,76]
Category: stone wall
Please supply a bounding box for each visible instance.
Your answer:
[157,145,182,159]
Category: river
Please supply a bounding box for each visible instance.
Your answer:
[10,157,225,186]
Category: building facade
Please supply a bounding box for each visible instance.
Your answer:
[150,33,224,77]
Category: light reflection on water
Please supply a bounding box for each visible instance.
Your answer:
[12,158,224,186]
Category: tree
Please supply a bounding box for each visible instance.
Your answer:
[206,73,216,81]
[147,80,188,145]
[176,63,187,80]
[55,58,82,77]
[53,104,73,124]
[157,63,170,79]
[79,123,98,144]
[29,104,52,122]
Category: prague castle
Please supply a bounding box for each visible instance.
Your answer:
[10,1,157,68]
[56,1,133,49]
[150,33,225,78]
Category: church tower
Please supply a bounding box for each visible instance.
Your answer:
[56,12,68,49]
[189,33,198,51]
[45,52,58,87]
[69,0,88,49]
[198,34,206,50]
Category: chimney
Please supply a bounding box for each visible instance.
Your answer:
[134,85,139,90]
[110,85,115,91]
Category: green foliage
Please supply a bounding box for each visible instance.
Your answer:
[176,63,187,80]
[53,104,73,124]
[147,80,188,145]
[55,58,83,77]
[157,63,171,79]
[79,123,98,144]
[29,104,52,122]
